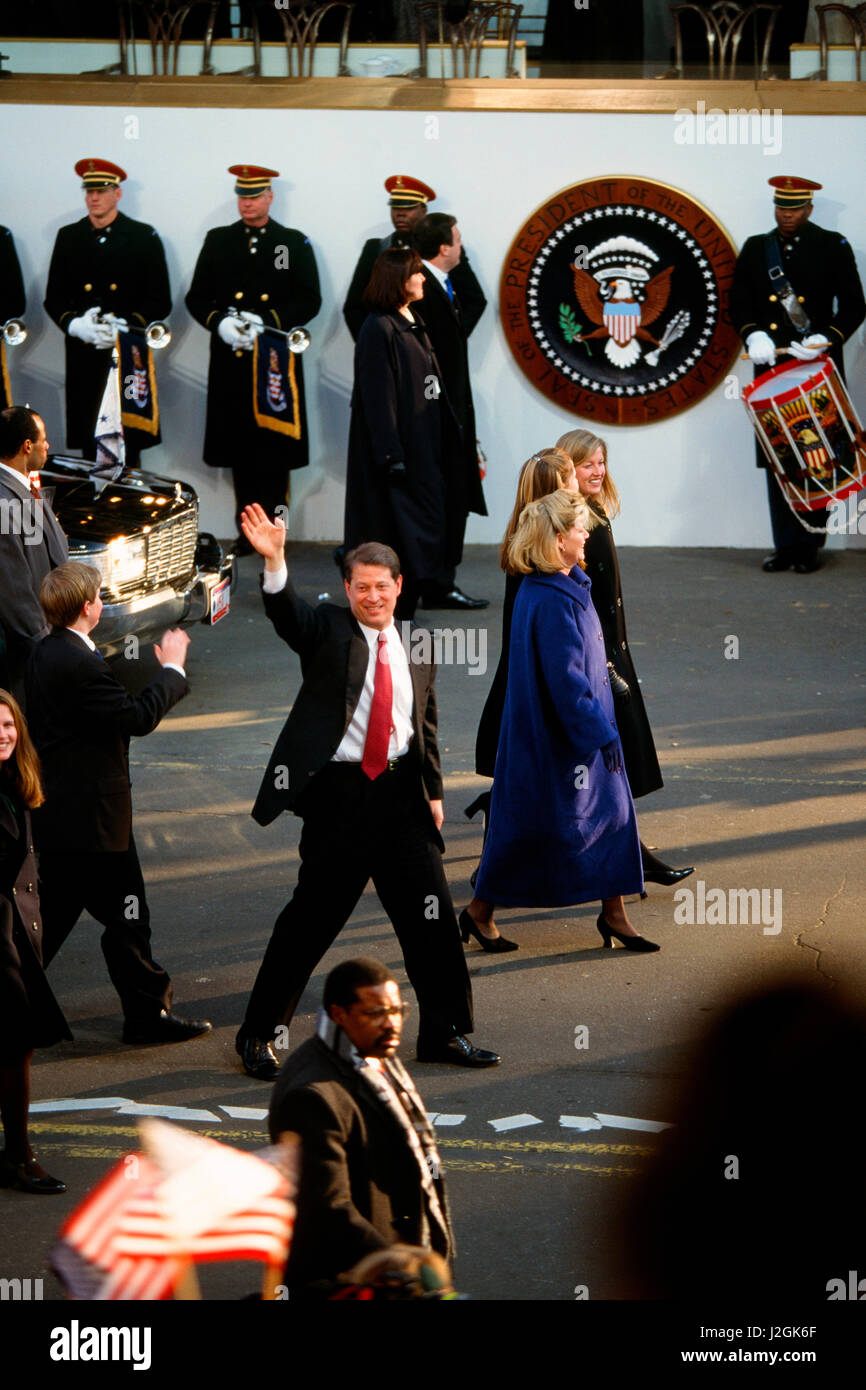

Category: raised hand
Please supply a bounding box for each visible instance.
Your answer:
[240,503,287,564]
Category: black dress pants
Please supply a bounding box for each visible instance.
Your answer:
[38,835,173,1022]
[766,470,827,561]
[231,460,289,536]
[241,759,473,1044]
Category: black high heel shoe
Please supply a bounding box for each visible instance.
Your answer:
[464,792,491,822]
[596,912,660,953]
[640,841,694,887]
[459,908,518,953]
[0,1153,66,1194]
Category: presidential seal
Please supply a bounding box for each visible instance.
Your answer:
[501,177,739,425]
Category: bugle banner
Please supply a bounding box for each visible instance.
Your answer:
[252,328,301,439]
[0,341,10,411]
[118,326,159,436]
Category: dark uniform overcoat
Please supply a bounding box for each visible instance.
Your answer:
[0,226,26,410]
[44,211,171,451]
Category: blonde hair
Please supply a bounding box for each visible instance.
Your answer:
[506,489,593,575]
[499,448,576,570]
[555,428,621,519]
[40,561,102,629]
[0,688,44,809]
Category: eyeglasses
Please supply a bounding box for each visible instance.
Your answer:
[356,1005,410,1022]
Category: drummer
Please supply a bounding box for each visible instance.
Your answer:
[731,176,866,572]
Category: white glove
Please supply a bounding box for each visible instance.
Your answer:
[238,311,264,336]
[68,306,105,346]
[787,335,828,362]
[746,330,776,365]
[101,312,129,334]
[218,315,253,350]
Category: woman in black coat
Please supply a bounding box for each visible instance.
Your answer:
[343,248,459,620]
[556,429,693,886]
[0,689,70,1194]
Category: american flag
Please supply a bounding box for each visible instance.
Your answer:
[51,1125,297,1301]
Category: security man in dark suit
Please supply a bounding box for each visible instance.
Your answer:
[343,174,487,344]
[186,165,321,548]
[0,407,68,704]
[269,958,454,1298]
[731,175,866,572]
[415,211,488,611]
[24,561,211,1045]
[44,159,171,466]
[235,503,500,1080]
[0,227,26,411]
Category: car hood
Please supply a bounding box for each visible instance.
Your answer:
[42,454,196,545]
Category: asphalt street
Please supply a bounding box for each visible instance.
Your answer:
[3,540,864,1305]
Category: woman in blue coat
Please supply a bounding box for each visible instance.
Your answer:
[471,491,658,952]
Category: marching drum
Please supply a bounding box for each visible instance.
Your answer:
[743,357,866,530]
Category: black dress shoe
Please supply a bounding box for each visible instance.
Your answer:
[237,1036,281,1081]
[640,842,695,887]
[0,1154,66,1194]
[423,587,489,610]
[459,907,518,953]
[792,555,821,573]
[762,551,793,572]
[122,1010,212,1044]
[416,1034,501,1067]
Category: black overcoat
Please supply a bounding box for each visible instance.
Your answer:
[0,793,71,1058]
[0,469,69,704]
[269,1035,453,1294]
[0,226,25,410]
[343,310,460,586]
[343,233,486,341]
[730,220,866,467]
[475,513,663,800]
[416,266,487,529]
[25,629,188,855]
[185,218,321,471]
[44,211,171,451]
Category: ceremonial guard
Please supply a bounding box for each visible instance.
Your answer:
[43,159,171,466]
[343,174,486,343]
[186,166,321,548]
[0,227,26,411]
[731,176,866,572]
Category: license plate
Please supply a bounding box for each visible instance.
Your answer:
[209,578,231,624]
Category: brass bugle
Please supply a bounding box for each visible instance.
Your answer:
[144,321,171,350]
[229,308,310,354]
[2,318,27,347]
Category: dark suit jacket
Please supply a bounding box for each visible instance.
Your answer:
[417,267,486,519]
[0,468,69,702]
[344,232,487,342]
[269,1035,452,1292]
[252,578,443,826]
[44,210,171,450]
[25,629,188,854]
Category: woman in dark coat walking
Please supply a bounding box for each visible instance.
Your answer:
[343,248,459,620]
[471,493,657,951]
[0,689,70,1194]
[556,429,693,886]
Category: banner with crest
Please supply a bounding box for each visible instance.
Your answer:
[252,330,301,438]
[118,327,159,436]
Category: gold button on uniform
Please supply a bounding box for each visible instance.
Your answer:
[260,293,269,302]
[769,294,777,302]
[770,322,778,331]
[84,282,92,292]
[234,291,243,300]
[109,282,117,291]
[798,296,805,304]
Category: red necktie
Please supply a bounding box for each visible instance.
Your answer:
[362,632,393,780]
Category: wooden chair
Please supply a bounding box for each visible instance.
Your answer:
[240,0,356,77]
[816,2,866,78]
[669,1,782,78]
[116,0,223,75]
[415,1,523,79]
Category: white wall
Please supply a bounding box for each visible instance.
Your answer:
[4,101,865,548]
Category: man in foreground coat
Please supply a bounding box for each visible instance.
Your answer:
[269,958,453,1298]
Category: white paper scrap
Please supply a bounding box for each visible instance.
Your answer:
[593,1112,674,1133]
[488,1114,543,1132]
[559,1115,604,1131]
[433,1114,466,1127]
[114,1102,218,1122]
[219,1105,268,1121]
[29,1097,130,1114]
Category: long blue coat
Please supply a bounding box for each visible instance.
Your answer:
[474,567,643,907]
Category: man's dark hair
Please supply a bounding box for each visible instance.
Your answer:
[324,958,397,1012]
[0,406,41,461]
[413,213,456,262]
[343,542,401,582]
[362,247,423,314]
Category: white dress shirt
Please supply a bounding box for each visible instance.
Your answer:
[262,564,413,761]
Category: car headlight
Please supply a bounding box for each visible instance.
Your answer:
[103,535,147,590]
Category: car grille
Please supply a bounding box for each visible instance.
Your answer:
[113,508,199,597]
